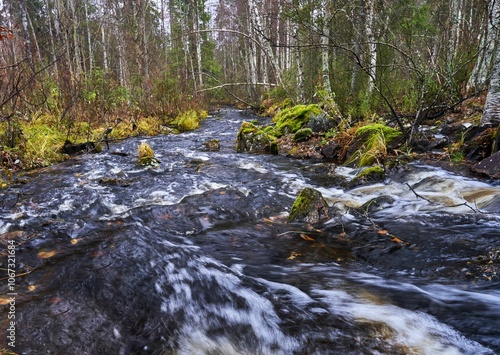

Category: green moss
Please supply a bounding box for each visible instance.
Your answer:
[355,123,402,142]
[349,165,386,187]
[272,104,322,137]
[350,123,402,167]
[356,165,385,179]
[288,187,329,223]
[236,121,277,153]
[293,128,313,142]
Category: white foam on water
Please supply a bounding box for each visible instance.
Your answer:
[315,288,492,355]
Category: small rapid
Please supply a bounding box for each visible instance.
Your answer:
[1,108,499,354]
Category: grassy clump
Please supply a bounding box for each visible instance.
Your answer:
[137,142,159,166]
[349,123,402,167]
[172,110,208,132]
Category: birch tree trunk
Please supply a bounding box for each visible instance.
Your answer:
[45,0,59,80]
[194,0,204,88]
[18,0,33,66]
[350,1,363,95]
[248,0,282,84]
[292,21,304,102]
[365,0,377,96]
[321,0,332,94]
[85,0,93,72]
[481,0,500,127]
[468,1,495,92]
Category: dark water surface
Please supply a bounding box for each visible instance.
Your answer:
[1,108,499,354]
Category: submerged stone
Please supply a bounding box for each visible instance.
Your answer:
[204,139,221,151]
[288,187,330,224]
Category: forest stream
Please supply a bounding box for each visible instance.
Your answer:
[1,108,500,354]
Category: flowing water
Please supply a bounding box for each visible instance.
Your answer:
[1,108,499,354]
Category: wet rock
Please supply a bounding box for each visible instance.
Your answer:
[358,195,395,213]
[61,140,98,155]
[203,139,220,151]
[236,121,277,154]
[288,187,330,224]
[349,166,386,188]
[98,177,133,187]
[463,127,494,161]
[471,151,500,179]
[273,104,338,136]
[305,112,338,133]
[320,141,339,159]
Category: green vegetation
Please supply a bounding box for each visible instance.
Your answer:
[137,142,159,167]
[273,104,322,136]
[171,110,208,132]
[236,121,278,154]
[348,123,403,167]
[288,187,329,223]
[293,128,314,142]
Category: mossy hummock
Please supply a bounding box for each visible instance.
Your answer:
[273,104,322,137]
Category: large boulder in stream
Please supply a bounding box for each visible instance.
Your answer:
[288,187,330,224]
[273,104,338,136]
[471,151,500,179]
[236,121,278,154]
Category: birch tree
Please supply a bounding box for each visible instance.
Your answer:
[365,0,377,96]
[481,0,500,127]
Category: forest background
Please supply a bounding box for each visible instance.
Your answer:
[0,0,499,173]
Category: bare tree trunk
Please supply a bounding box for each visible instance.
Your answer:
[350,1,363,95]
[481,0,500,127]
[45,0,59,80]
[248,0,281,84]
[292,22,304,102]
[365,0,377,96]
[194,0,204,88]
[85,0,93,72]
[321,0,332,94]
[18,0,33,66]
[468,1,495,91]
[68,0,83,76]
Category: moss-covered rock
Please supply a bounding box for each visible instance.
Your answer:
[273,104,324,137]
[349,165,386,187]
[288,187,330,224]
[293,128,313,142]
[236,121,278,154]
